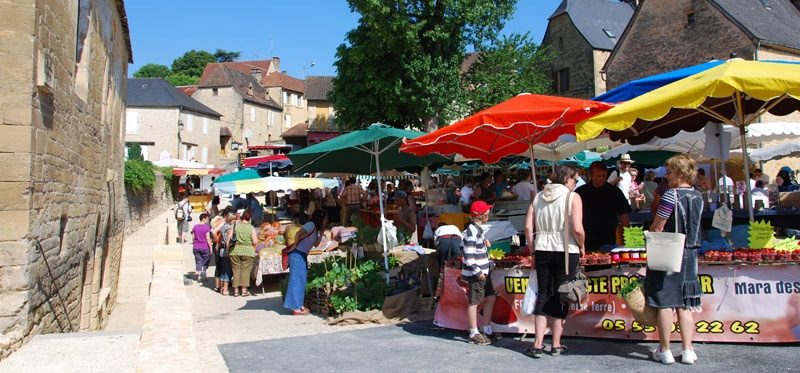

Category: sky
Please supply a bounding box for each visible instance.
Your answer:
[125,0,564,78]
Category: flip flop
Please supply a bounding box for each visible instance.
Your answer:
[292,308,310,316]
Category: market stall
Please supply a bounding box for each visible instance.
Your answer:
[435,258,800,343]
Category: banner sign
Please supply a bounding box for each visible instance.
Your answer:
[434,265,800,343]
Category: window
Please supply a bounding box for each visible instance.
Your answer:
[291,94,298,106]
[250,107,256,122]
[269,111,275,126]
[187,114,193,132]
[212,88,218,96]
[248,83,253,96]
[552,68,570,93]
[282,92,288,104]
[558,37,563,51]
[285,114,292,128]
[125,112,138,134]
[687,12,695,26]
[201,147,208,164]
[202,117,208,134]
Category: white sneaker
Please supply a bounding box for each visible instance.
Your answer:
[681,349,697,365]
[651,348,675,365]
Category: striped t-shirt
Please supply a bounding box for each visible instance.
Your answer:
[461,223,490,277]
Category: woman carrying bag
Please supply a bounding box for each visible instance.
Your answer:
[524,165,585,358]
[647,155,704,365]
[283,210,327,315]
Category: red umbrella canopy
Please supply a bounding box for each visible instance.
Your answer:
[242,154,290,168]
[400,93,614,163]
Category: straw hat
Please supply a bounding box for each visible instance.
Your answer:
[619,154,635,163]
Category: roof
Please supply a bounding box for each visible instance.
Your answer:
[197,64,282,109]
[460,52,481,74]
[177,85,197,96]
[711,0,800,51]
[262,72,305,93]
[548,0,634,51]
[127,78,221,118]
[304,76,334,100]
[116,0,133,63]
[222,60,274,77]
[281,122,308,138]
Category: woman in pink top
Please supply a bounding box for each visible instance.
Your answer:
[191,213,213,282]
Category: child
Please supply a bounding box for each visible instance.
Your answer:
[191,213,212,282]
[462,201,500,345]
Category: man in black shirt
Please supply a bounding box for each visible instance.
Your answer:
[231,194,247,211]
[575,161,631,251]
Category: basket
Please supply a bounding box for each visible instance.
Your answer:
[622,285,657,327]
[305,287,334,317]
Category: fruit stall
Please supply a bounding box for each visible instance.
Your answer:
[434,230,800,343]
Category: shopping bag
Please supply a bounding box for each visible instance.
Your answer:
[422,221,434,240]
[521,270,538,315]
[377,219,399,249]
[712,204,733,233]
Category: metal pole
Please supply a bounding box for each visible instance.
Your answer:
[739,125,755,221]
[529,144,538,195]
[373,142,390,281]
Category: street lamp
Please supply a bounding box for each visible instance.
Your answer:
[177,119,184,160]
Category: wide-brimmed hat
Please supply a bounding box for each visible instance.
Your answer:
[619,154,635,163]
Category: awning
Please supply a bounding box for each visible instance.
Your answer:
[242,154,290,168]
[220,127,232,137]
[173,168,225,176]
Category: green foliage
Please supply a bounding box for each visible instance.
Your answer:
[165,72,199,87]
[307,257,389,313]
[331,0,517,131]
[388,255,400,269]
[619,277,644,298]
[352,215,380,246]
[460,33,554,114]
[214,49,241,62]
[171,50,216,78]
[127,143,143,161]
[124,160,156,194]
[133,63,171,79]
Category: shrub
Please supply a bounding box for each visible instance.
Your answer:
[124,159,156,194]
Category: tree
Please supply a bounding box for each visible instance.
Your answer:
[171,50,216,80]
[127,143,143,160]
[460,33,554,115]
[133,63,171,79]
[214,49,241,62]
[165,73,199,87]
[330,0,517,132]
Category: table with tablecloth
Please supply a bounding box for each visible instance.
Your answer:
[254,248,347,286]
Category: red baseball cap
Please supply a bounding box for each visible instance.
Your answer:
[470,200,493,216]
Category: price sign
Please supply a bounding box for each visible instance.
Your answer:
[748,220,774,249]
[623,226,645,248]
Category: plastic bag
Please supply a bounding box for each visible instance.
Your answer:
[521,270,538,315]
[377,219,399,249]
[422,221,434,240]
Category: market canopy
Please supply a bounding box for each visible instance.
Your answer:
[401,93,614,164]
[242,154,292,169]
[593,60,725,103]
[746,142,800,162]
[577,59,800,221]
[172,168,225,176]
[152,158,215,169]
[214,175,338,194]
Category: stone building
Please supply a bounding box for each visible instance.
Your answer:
[304,75,340,146]
[542,0,634,98]
[126,78,223,166]
[193,63,284,162]
[602,0,800,178]
[0,0,131,358]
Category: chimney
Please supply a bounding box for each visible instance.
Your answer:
[271,56,280,71]
[250,68,262,82]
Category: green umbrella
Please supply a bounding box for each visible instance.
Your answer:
[288,123,451,277]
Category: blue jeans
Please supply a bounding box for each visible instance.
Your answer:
[283,250,308,311]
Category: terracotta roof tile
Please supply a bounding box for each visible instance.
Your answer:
[262,72,305,93]
[177,85,197,96]
[281,122,308,138]
[197,64,282,110]
[304,76,333,101]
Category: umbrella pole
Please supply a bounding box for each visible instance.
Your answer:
[739,125,755,221]
[529,145,538,195]
[373,143,390,282]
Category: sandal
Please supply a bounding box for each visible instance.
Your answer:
[221,289,228,296]
[292,308,310,316]
[525,347,543,359]
[242,291,250,297]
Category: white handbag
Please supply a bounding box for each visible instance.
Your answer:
[645,191,686,272]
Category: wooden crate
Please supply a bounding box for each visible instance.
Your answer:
[305,287,334,317]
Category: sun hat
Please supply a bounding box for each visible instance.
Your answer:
[619,153,635,163]
[394,190,408,199]
[470,200,493,216]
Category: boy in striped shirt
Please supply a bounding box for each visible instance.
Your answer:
[462,200,500,345]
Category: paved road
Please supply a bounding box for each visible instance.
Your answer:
[220,321,800,373]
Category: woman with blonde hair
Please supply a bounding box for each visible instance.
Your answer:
[647,154,704,365]
[524,165,585,358]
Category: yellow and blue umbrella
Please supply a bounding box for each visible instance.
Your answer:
[578,59,800,220]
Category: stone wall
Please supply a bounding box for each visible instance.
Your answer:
[605,0,754,89]
[0,0,130,360]
[124,171,173,238]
